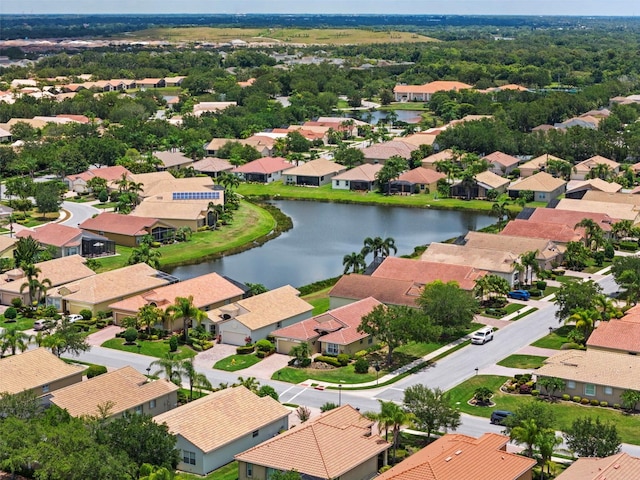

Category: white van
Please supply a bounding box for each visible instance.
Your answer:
[471,326,494,345]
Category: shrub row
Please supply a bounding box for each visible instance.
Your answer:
[236,345,255,355]
[314,355,342,368]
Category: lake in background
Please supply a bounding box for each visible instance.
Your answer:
[166,201,495,290]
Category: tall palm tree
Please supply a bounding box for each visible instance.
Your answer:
[166,296,206,343]
[575,218,604,251]
[127,242,162,269]
[536,429,562,475]
[0,326,32,357]
[565,308,599,343]
[217,171,240,191]
[149,354,182,386]
[510,418,540,458]
[491,200,511,230]
[19,263,51,308]
[14,236,42,266]
[362,236,397,261]
[137,304,164,335]
[519,250,540,286]
[342,252,366,274]
[181,358,212,401]
[611,220,636,242]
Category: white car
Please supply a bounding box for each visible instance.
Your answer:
[66,314,83,323]
[471,327,494,345]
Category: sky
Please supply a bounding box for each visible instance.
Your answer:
[1,0,638,16]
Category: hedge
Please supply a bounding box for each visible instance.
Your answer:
[314,355,342,368]
[236,345,255,355]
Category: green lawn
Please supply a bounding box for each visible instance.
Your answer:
[377,102,431,111]
[447,375,640,445]
[0,316,35,331]
[180,461,238,480]
[101,338,196,360]
[482,302,524,318]
[301,286,332,315]
[274,363,378,384]
[531,325,574,350]
[214,354,261,372]
[509,307,538,321]
[554,275,582,284]
[496,354,547,369]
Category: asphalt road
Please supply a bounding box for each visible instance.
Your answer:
[59,200,100,227]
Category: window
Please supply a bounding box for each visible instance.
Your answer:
[276,321,282,328]
[42,384,50,393]
[604,386,613,395]
[246,463,253,477]
[149,399,156,409]
[252,430,259,438]
[326,343,339,355]
[183,450,196,465]
[134,405,143,415]
[585,384,596,397]
[368,337,373,344]
[567,381,576,389]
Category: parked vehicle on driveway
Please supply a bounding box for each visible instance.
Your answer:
[66,314,83,323]
[490,410,513,425]
[507,289,531,300]
[33,318,57,331]
[471,326,494,345]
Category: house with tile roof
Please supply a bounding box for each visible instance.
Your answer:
[16,223,115,259]
[556,452,640,480]
[235,405,390,480]
[565,178,622,199]
[48,366,178,419]
[191,157,234,177]
[450,170,510,199]
[136,78,166,89]
[79,212,177,247]
[0,235,17,260]
[582,190,640,205]
[332,164,383,191]
[586,317,640,355]
[47,263,172,315]
[207,285,313,346]
[0,348,84,397]
[109,272,246,330]
[517,154,565,178]
[391,167,445,194]
[231,157,293,183]
[361,140,418,165]
[527,208,615,233]
[572,155,620,181]
[376,433,535,480]
[554,198,640,223]
[192,102,237,116]
[131,195,221,231]
[0,255,95,306]
[64,165,131,193]
[152,151,194,171]
[500,219,583,245]
[329,274,424,309]
[421,243,520,286]
[400,132,438,148]
[535,349,640,406]
[508,171,566,203]
[483,151,521,176]
[129,172,216,199]
[283,158,346,187]
[205,137,274,157]
[422,149,455,170]
[272,297,382,355]
[393,80,473,102]
[155,386,290,476]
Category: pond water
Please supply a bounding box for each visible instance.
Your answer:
[166,201,495,290]
[345,109,425,125]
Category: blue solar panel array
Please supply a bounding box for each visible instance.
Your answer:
[172,191,220,200]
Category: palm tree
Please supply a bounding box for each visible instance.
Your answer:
[234,376,260,393]
[342,252,366,274]
[217,171,240,191]
[0,326,32,357]
[611,219,636,241]
[362,236,397,261]
[491,199,511,230]
[166,296,207,343]
[14,236,42,266]
[137,304,163,335]
[520,250,540,286]
[127,242,162,269]
[510,418,540,458]
[149,354,182,386]
[536,429,563,477]
[19,263,51,308]
[587,163,613,181]
[565,308,599,343]
[181,358,212,401]
[366,400,412,460]
[575,218,604,251]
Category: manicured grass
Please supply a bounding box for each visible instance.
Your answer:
[101,338,196,360]
[0,316,35,331]
[531,325,574,350]
[302,286,332,315]
[214,354,261,372]
[496,354,547,369]
[555,275,582,283]
[93,200,275,273]
[274,363,378,384]
[378,102,431,111]
[94,202,118,209]
[541,286,559,297]
[180,461,238,480]
[447,375,640,445]
[394,341,444,358]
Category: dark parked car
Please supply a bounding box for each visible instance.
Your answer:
[490,410,514,425]
[507,290,531,301]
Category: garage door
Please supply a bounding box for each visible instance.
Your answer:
[221,331,246,346]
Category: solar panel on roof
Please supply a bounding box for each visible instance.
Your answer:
[172,191,220,201]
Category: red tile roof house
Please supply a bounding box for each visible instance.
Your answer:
[329,274,426,309]
[390,167,445,194]
[154,386,290,476]
[235,405,390,480]
[361,140,418,165]
[500,219,584,245]
[555,452,640,480]
[376,433,535,480]
[231,157,294,183]
[482,151,522,176]
[586,315,640,355]
[393,80,473,102]
[64,165,131,193]
[271,296,382,356]
[109,272,246,329]
[79,212,177,248]
[332,164,383,191]
[17,223,83,258]
[527,208,615,235]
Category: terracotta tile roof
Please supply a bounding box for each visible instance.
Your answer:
[0,255,95,293]
[518,154,565,171]
[131,197,217,222]
[362,140,418,160]
[191,157,233,173]
[586,318,640,354]
[79,212,163,237]
[376,433,535,480]
[536,349,640,391]
[0,348,84,395]
[232,157,293,175]
[400,133,438,147]
[0,235,17,253]
[394,81,473,94]
[396,167,445,185]
[17,223,82,248]
[272,297,381,344]
[65,165,131,183]
[501,219,583,243]
[129,173,215,198]
[371,257,486,291]
[422,149,455,166]
[154,386,289,452]
[554,198,640,222]
[464,232,563,261]
[556,452,640,480]
[482,151,520,168]
[528,208,615,232]
[329,274,421,307]
[475,170,510,189]
[284,158,346,177]
[575,155,620,172]
[566,179,622,194]
[508,171,566,192]
[207,285,312,331]
[582,190,640,205]
[50,263,170,305]
[109,272,244,313]
[235,405,390,479]
[332,164,383,182]
[152,151,194,169]
[421,243,518,274]
[50,366,178,417]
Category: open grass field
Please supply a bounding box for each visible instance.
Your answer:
[447,375,640,445]
[125,27,437,45]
